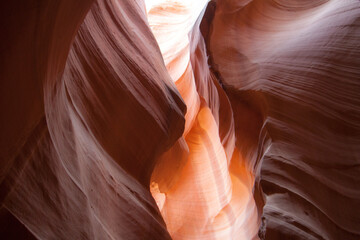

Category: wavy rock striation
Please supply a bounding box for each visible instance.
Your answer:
[2,0,185,239]
[209,0,360,239]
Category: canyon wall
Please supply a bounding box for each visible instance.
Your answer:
[209,0,360,239]
[1,0,184,239]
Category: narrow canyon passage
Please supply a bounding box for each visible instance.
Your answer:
[145,1,259,239]
[0,0,359,239]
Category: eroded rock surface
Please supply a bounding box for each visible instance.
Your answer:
[1,0,359,239]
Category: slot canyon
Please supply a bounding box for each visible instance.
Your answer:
[0,0,359,239]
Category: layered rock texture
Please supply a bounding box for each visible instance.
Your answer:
[1,0,359,239]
